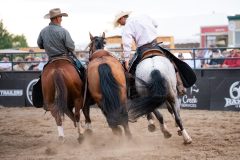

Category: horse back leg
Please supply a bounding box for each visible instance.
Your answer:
[50,108,65,142]
[82,94,92,125]
[166,101,178,127]
[122,122,132,139]
[82,103,93,135]
[74,98,85,143]
[111,126,122,136]
[153,109,172,138]
[168,98,192,144]
[146,113,156,132]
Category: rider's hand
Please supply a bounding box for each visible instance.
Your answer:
[125,59,129,70]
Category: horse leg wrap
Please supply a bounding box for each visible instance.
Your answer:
[57,126,65,137]
[182,129,192,144]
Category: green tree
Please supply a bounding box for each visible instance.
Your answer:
[0,20,12,49]
[12,35,28,48]
[0,20,28,49]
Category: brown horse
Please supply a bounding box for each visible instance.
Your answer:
[41,57,85,142]
[83,32,132,138]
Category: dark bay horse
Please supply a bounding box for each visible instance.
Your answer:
[41,57,85,142]
[83,32,132,138]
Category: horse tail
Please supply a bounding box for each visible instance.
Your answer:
[129,69,167,121]
[52,70,68,118]
[98,63,128,127]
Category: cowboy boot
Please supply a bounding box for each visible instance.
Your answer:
[176,71,186,96]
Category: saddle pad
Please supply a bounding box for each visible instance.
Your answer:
[32,78,43,108]
[159,46,197,88]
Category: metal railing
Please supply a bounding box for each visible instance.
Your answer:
[0,47,240,71]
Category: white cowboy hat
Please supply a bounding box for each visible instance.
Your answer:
[44,8,68,19]
[113,11,131,27]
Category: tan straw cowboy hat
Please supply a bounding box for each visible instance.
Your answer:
[113,11,131,27]
[44,8,68,19]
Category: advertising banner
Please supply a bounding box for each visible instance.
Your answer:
[0,80,26,106]
[210,78,240,111]
[180,78,211,110]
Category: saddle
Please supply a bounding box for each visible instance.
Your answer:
[50,56,85,81]
[141,49,165,62]
[32,55,86,108]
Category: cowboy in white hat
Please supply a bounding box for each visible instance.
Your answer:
[114,11,189,97]
[113,11,159,72]
[113,11,132,28]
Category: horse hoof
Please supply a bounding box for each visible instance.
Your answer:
[184,139,192,145]
[84,129,93,136]
[163,131,172,138]
[77,134,84,144]
[177,130,182,136]
[148,124,156,132]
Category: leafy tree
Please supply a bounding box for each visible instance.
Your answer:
[12,35,28,48]
[0,20,12,49]
[0,20,28,49]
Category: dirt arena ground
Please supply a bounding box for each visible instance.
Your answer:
[0,106,239,160]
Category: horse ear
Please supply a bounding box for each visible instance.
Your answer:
[102,32,105,39]
[89,32,94,40]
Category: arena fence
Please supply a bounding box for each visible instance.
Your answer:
[0,47,240,111]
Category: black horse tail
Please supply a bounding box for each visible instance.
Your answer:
[98,63,128,127]
[128,69,167,121]
[52,70,68,119]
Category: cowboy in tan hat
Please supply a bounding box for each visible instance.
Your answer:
[37,8,85,80]
[43,8,68,19]
[37,8,74,58]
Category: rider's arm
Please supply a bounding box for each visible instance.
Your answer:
[37,32,44,49]
[64,29,75,52]
[122,24,134,61]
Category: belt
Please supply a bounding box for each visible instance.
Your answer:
[138,39,158,51]
[50,53,68,58]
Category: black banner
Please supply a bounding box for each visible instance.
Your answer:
[0,70,240,111]
[0,71,40,107]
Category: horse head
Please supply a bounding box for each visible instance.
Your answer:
[89,32,106,56]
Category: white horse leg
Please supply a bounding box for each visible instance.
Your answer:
[84,122,93,135]
[85,122,92,130]
[182,129,192,144]
[170,95,192,144]
[57,125,64,137]
[77,122,84,143]
[57,126,65,142]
